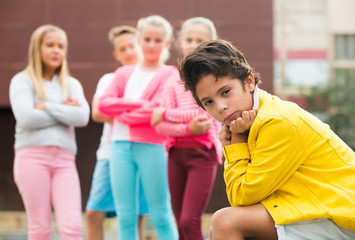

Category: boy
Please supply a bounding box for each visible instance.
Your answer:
[179,39,355,240]
[86,25,148,240]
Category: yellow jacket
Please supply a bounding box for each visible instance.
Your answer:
[223,89,355,231]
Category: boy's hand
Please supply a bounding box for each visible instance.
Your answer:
[219,124,232,146]
[229,109,258,134]
[151,107,165,126]
[190,115,212,135]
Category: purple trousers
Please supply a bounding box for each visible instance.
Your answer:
[168,145,218,240]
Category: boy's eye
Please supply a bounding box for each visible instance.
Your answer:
[204,100,213,107]
[222,89,230,96]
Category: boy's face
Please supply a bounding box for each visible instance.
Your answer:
[113,33,138,65]
[196,74,255,126]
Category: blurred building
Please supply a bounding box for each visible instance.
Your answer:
[328,0,355,148]
[273,0,355,147]
[273,0,329,105]
[329,0,355,77]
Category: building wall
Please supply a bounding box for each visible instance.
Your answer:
[328,0,355,33]
[0,0,273,211]
[273,0,329,99]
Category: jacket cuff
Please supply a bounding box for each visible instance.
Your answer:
[223,143,250,164]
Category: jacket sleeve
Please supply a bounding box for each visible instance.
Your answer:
[161,77,207,123]
[116,101,158,125]
[155,120,191,137]
[154,75,207,135]
[9,74,59,130]
[164,108,208,123]
[98,71,148,116]
[115,68,174,125]
[223,116,306,206]
[45,78,90,127]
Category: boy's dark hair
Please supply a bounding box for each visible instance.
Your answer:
[179,39,261,108]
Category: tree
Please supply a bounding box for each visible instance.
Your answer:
[304,69,355,150]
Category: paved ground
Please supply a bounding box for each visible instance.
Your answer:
[0,211,212,240]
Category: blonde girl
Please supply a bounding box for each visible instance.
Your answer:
[98,15,178,240]
[150,17,222,240]
[9,24,89,240]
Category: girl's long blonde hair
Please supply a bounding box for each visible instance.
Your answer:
[25,24,70,100]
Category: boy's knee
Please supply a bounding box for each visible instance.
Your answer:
[86,210,105,226]
[211,207,243,236]
[211,208,232,229]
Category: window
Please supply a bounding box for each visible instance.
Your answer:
[334,34,355,60]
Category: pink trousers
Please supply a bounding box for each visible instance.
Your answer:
[14,146,83,240]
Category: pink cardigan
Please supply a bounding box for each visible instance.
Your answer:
[155,74,222,163]
[98,64,178,145]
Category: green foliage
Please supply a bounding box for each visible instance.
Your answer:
[304,69,355,149]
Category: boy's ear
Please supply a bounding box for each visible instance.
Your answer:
[112,51,117,59]
[112,51,121,62]
[246,73,256,92]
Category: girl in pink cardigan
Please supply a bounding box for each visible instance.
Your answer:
[98,15,178,240]
[151,17,222,240]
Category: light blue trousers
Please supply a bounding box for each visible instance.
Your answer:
[110,141,178,240]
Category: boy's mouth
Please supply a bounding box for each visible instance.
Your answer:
[224,112,237,124]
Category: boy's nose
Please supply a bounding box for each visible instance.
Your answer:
[217,101,228,113]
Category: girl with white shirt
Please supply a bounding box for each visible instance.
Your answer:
[98,15,178,240]
[9,24,90,240]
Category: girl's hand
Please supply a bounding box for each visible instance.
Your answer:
[219,124,232,146]
[151,107,165,126]
[63,96,80,106]
[34,102,46,110]
[190,115,212,135]
[229,109,258,134]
